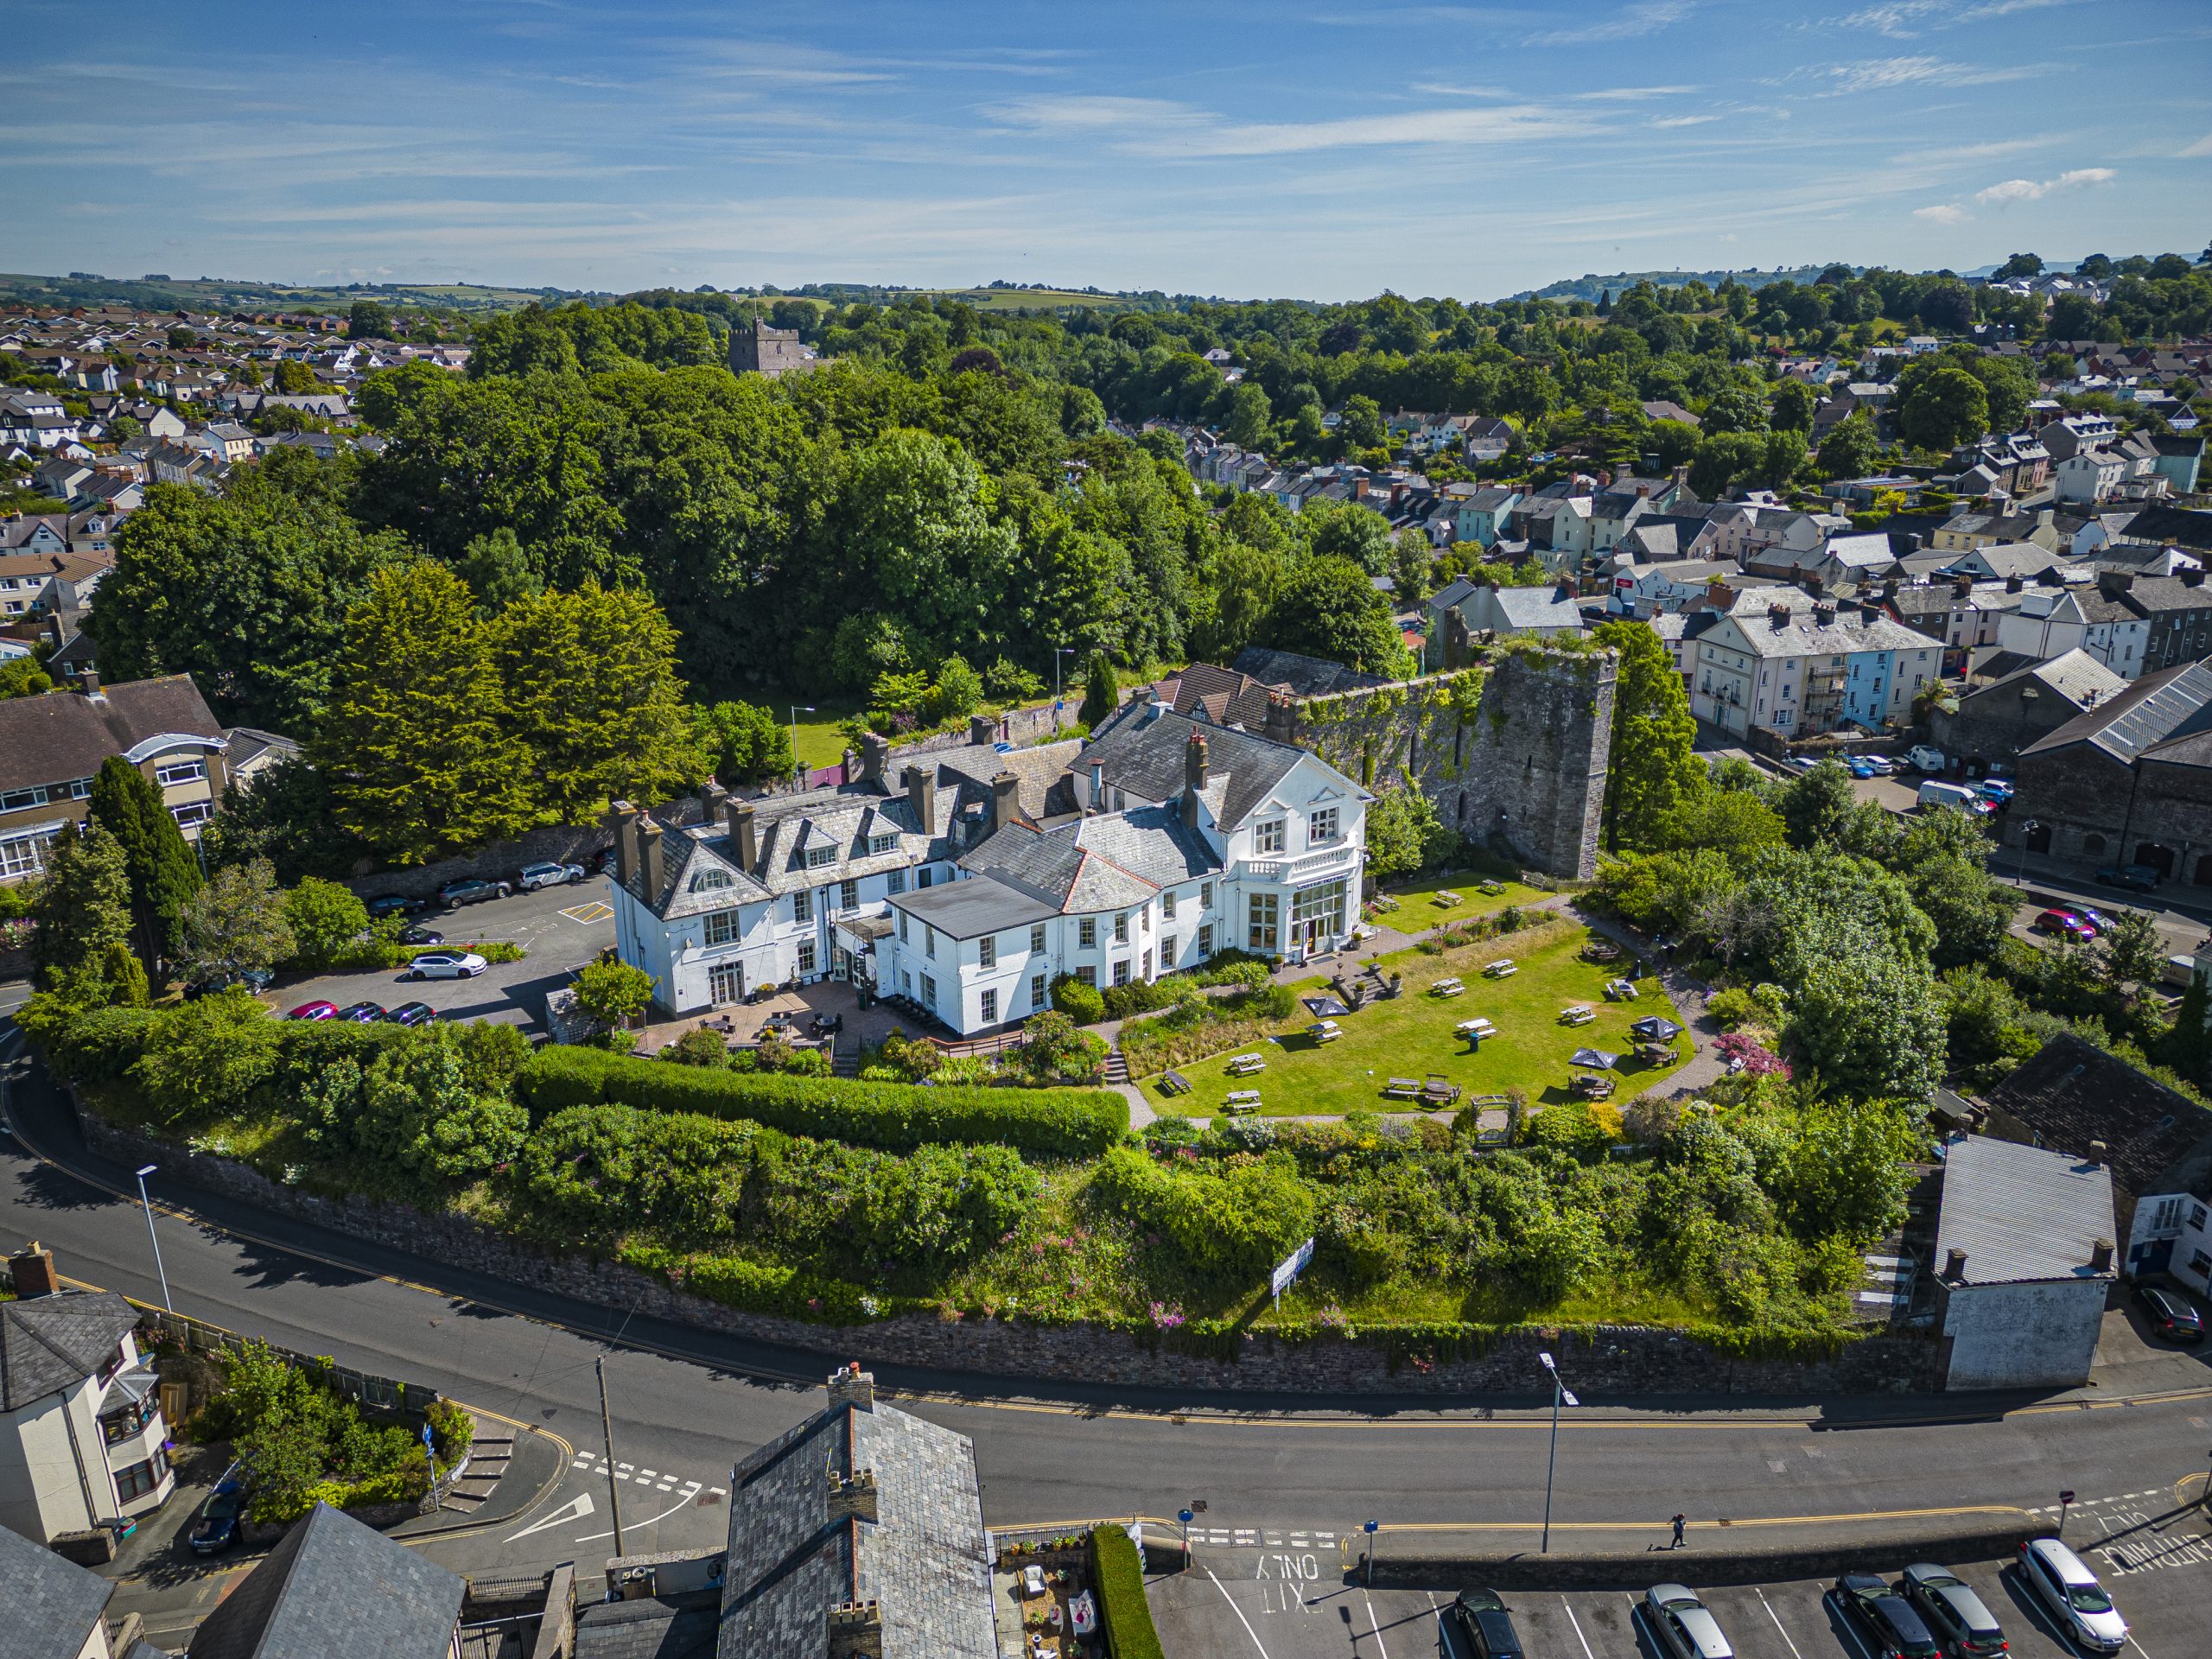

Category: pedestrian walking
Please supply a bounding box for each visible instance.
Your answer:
[1670,1513,1686,1549]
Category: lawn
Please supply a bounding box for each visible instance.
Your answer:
[1133,924,1690,1119]
[1373,865,1554,931]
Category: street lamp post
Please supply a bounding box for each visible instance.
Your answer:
[2018,818,2038,889]
[1537,1351,1579,1554]
[133,1165,172,1313]
[790,705,815,787]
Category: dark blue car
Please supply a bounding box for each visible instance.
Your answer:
[188,1479,245,1554]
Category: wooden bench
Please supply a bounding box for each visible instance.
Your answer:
[1604,977,1639,1001]
[1422,1074,1462,1107]
[1571,1074,1616,1101]
[1484,959,1517,978]
[1429,977,1465,998]
[1433,890,1463,907]
[1306,1021,1343,1043]
[1224,1090,1262,1116]
[1159,1071,1192,1097]
[1227,1053,1265,1077]
[1455,1017,1496,1038]
[1560,1005,1596,1027]
[1382,1077,1422,1100]
[1477,879,1507,896]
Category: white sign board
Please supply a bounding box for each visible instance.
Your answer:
[1270,1236,1316,1299]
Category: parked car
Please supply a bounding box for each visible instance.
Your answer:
[397,924,444,946]
[1917,780,1985,814]
[518,860,585,891]
[437,877,512,908]
[188,1478,245,1555]
[336,1001,385,1022]
[2016,1536,2126,1653]
[1643,1585,1732,1659]
[286,1000,339,1020]
[1907,745,1947,772]
[1860,754,1897,774]
[2033,909,2096,941]
[1833,1573,1941,1659]
[365,893,429,919]
[2075,907,2114,935]
[2133,1281,2205,1344]
[1900,1562,2006,1657]
[1847,758,1878,779]
[184,967,275,999]
[1976,779,2013,803]
[383,1001,436,1027]
[589,846,619,876]
[1449,1588,1525,1659]
[404,950,489,981]
[2096,863,2161,892]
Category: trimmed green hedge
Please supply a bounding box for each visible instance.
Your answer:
[515,1046,1128,1158]
[1090,1525,1166,1659]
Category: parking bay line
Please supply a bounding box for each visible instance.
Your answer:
[1204,1569,1274,1659]
[1363,1592,1391,1659]
[1756,1586,1806,1659]
[1559,1596,1597,1659]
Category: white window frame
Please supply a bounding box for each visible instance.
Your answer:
[1308,807,1339,845]
[1254,818,1285,855]
[979,935,996,969]
[797,939,817,976]
[805,844,836,869]
[980,987,998,1025]
[168,800,213,830]
[154,758,207,787]
[703,908,741,947]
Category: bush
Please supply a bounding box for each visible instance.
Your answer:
[512,1046,1128,1158]
[1102,976,1175,1020]
[1090,1525,1166,1659]
[1051,973,1106,1024]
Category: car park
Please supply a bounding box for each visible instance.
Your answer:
[518,860,585,891]
[2133,1281,2205,1343]
[188,1478,246,1554]
[437,877,512,908]
[397,924,444,946]
[286,1000,339,1020]
[2017,1536,2127,1653]
[1899,1563,2006,1657]
[383,1001,436,1027]
[2033,908,2096,941]
[1907,745,1946,772]
[365,893,429,919]
[335,1001,385,1022]
[2095,863,2161,891]
[403,950,488,981]
[1833,1573,1941,1659]
[1448,1587,1525,1659]
[1643,1584,1732,1659]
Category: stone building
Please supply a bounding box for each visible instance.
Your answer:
[2005,658,2212,884]
[728,319,819,379]
[1929,647,2125,775]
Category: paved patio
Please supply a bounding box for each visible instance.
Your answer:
[636,977,918,1060]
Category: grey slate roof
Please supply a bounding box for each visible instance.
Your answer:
[1983,1034,2212,1205]
[575,1592,718,1659]
[1961,648,2125,713]
[0,674,222,797]
[186,1500,466,1659]
[887,873,1058,939]
[0,1517,112,1658]
[718,1391,994,1659]
[1082,705,1314,831]
[1225,645,1390,696]
[2022,658,2212,763]
[1937,1135,2116,1286]
[2115,505,2212,551]
[0,1289,137,1410]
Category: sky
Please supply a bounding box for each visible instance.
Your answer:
[3,0,2208,302]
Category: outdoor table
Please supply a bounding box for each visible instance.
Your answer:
[1433,890,1463,906]
[1224,1091,1262,1115]
[1383,1077,1421,1098]
[1484,959,1516,977]
[1227,1053,1265,1075]
[1478,879,1506,895]
[1306,1021,1343,1042]
[1430,977,1465,997]
[1455,1017,1495,1036]
[1560,1005,1595,1026]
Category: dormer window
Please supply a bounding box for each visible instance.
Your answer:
[806,845,836,869]
[690,868,733,893]
[869,833,896,855]
[1255,818,1285,855]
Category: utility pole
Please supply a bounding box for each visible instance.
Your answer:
[134,1165,172,1313]
[597,1357,625,1556]
[1537,1351,1579,1554]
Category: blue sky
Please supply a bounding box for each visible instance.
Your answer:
[5,0,2207,301]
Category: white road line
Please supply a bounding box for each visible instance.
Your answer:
[573,1492,696,1545]
[1363,1592,1392,1659]
[1560,1597,1597,1659]
[2128,1637,2153,1659]
[1826,1593,1878,1659]
[1756,1587,1806,1659]
[1205,1569,1274,1659]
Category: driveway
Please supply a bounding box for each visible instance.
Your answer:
[267,877,617,1033]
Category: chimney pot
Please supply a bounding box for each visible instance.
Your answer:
[608,800,639,891]
[968,713,997,747]
[902,765,937,838]
[2089,1238,2114,1274]
[75,665,101,696]
[826,1601,884,1659]
[827,1467,880,1526]
[701,779,728,825]
[858,732,892,786]
[1943,1247,1967,1282]
[827,1363,875,1412]
[8,1242,58,1300]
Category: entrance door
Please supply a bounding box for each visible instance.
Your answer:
[2136,843,2177,880]
[2196,852,2212,887]
[708,960,744,1007]
[2024,822,2052,855]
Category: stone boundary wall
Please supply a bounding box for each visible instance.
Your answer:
[1284,649,1614,880]
[76,1103,1943,1399]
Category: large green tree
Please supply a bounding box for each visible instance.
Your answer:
[1896,365,1989,451]
[1816,412,1882,481]
[316,563,536,862]
[179,858,296,982]
[1592,620,1702,852]
[1262,556,1407,677]
[28,821,131,989]
[88,757,202,974]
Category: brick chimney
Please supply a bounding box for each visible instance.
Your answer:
[8,1241,58,1299]
[968,713,997,747]
[1262,693,1297,746]
[858,732,892,787]
[701,779,728,826]
[726,799,758,871]
[2089,1238,2114,1273]
[988,771,1020,837]
[901,765,937,837]
[607,800,639,890]
[74,665,102,698]
[1942,1247,1968,1282]
[826,1362,874,1412]
[637,816,665,901]
[827,1468,880,1525]
[1182,729,1209,830]
[826,1601,883,1659]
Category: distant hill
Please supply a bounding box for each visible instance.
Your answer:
[0,270,594,315]
[1509,265,1848,303]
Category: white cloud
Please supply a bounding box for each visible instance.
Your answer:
[2179,132,2212,158]
[1526,2,1691,48]
[1649,113,1719,127]
[1823,0,2075,37]
[986,93,1590,158]
[1826,54,2052,91]
[1974,165,2114,202]
[1913,201,1967,222]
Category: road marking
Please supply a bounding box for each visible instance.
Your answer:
[1756,1587,1806,1659]
[560,900,613,924]
[1363,1592,1391,1658]
[1560,1597,1597,1659]
[1205,1569,1274,1659]
[573,1491,698,1545]
[1823,1592,1877,1659]
[505,1491,594,1541]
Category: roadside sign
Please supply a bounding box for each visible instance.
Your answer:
[1270,1236,1316,1301]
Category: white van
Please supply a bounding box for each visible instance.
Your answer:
[1907,745,1946,772]
[1916,780,1984,813]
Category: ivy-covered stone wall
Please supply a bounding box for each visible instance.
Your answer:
[1287,645,1614,879]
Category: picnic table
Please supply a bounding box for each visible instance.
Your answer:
[1306,1020,1344,1043]
[1581,940,1624,963]
[1433,889,1463,907]
[1224,1090,1262,1115]
[1484,959,1517,978]
[1422,1073,1462,1107]
[1159,1071,1193,1096]
[1560,1004,1596,1026]
[1429,976,1465,997]
[1227,1053,1266,1076]
[1382,1077,1422,1100]
[1603,977,1639,1001]
[1371,894,1401,913]
[1455,1016,1496,1038]
[1571,1073,1617,1101]
[1477,878,1507,896]
[1635,1041,1676,1066]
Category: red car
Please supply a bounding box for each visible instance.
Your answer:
[286,1000,339,1020]
[2034,909,2096,941]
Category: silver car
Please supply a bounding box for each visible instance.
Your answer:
[1643,1584,1732,1659]
[404,950,489,981]
[2017,1536,2126,1653]
[1901,1562,2005,1657]
[519,860,585,891]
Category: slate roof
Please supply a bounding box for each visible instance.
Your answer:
[1936,1135,2115,1286]
[0,674,222,797]
[1961,648,2125,712]
[2022,658,2212,764]
[1719,606,1939,661]
[186,1501,465,1659]
[1982,1035,2212,1205]
[950,803,1216,925]
[0,1289,137,1410]
[575,1592,719,1659]
[717,1387,994,1659]
[2115,504,2212,551]
[0,1516,112,1658]
[1160,661,1279,730]
[1083,705,1321,831]
[1226,645,1390,697]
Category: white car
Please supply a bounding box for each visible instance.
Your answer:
[2017,1535,2127,1653]
[1644,1585,1732,1659]
[518,861,585,892]
[404,950,489,981]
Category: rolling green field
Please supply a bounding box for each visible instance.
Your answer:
[1135,925,1689,1118]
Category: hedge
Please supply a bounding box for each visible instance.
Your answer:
[514,1046,1128,1158]
[1090,1525,1166,1659]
